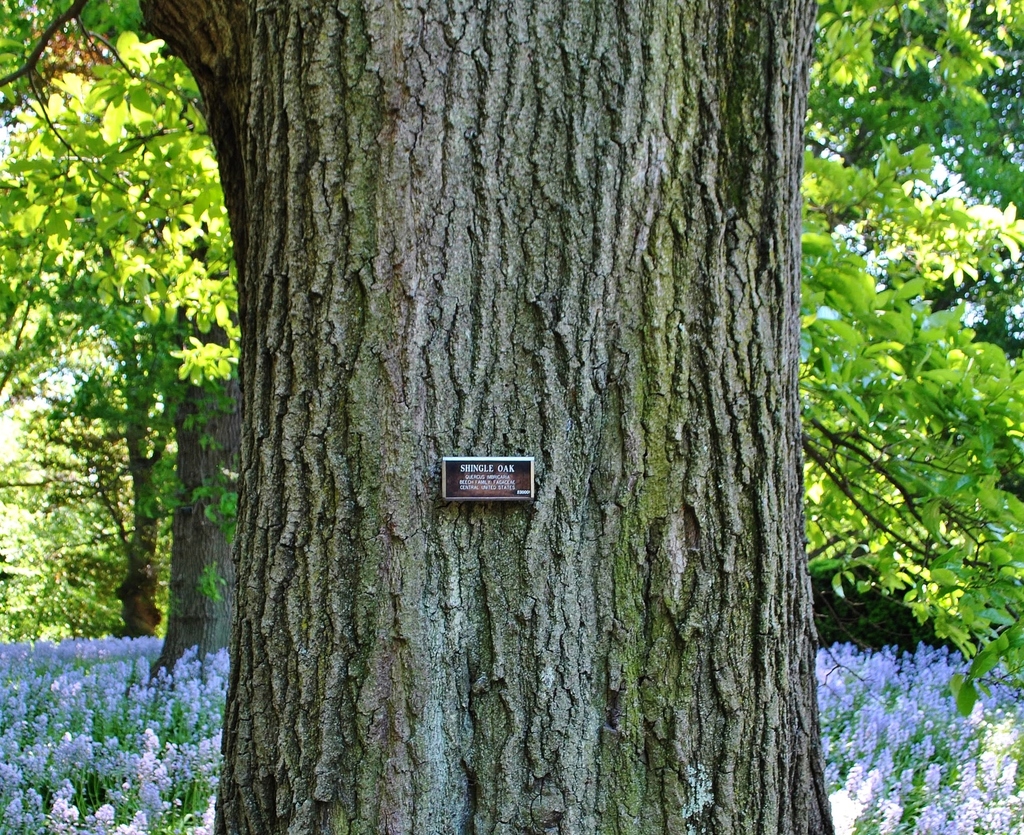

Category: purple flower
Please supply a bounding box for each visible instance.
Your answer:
[820,643,1024,835]
[0,638,226,834]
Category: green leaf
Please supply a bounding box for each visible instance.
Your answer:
[128,86,156,123]
[802,232,835,257]
[101,99,129,145]
[930,568,960,587]
[14,204,46,234]
[950,673,979,716]
[832,570,846,599]
[969,635,1009,679]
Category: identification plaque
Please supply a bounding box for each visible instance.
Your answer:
[442,457,535,501]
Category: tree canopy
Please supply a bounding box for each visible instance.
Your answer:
[803,0,1024,707]
[0,3,236,640]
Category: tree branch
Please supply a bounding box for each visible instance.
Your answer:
[807,418,930,531]
[0,0,91,89]
[142,0,251,284]
[807,532,860,561]
[803,436,934,559]
[0,266,39,402]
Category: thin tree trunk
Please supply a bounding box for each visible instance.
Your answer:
[117,423,163,637]
[145,0,833,832]
[153,330,240,674]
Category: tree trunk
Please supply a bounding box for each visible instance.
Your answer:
[117,422,163,637]
[153,330,240,674]
[145,0,833,832]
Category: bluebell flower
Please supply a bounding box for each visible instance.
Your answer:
[820,643,1024,835]
[0,638,225,834]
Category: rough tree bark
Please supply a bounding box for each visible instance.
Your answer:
[153,326,240,674]
[144,0,833,832]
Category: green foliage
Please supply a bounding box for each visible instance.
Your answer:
[0,410,126,640]
[190,475,238,542]
[0,271,181,640]
[0,24,238,387]
[809,0,1024,355]
[79,0,144,36]
[810,558,947,651]
[197,563,227,604]
[804,0,1024,702]
[0,13,238,639]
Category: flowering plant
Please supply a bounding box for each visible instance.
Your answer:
[820,643,1024,834]
[0,638,225,835]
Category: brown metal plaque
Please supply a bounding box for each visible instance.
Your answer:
[442,457,535,501]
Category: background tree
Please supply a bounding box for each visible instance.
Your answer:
[0,8,239,653]
[0,403,128,639]
[145,0,833,832]
[153,321,239,673]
